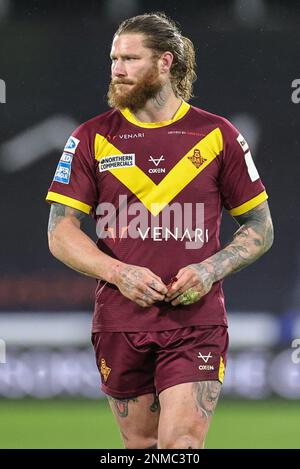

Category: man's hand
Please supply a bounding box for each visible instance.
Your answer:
[165,263,215,306]
[165,201,274,307]
[111,263,168,308]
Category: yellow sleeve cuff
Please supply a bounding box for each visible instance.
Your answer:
[229,191,268,216]
[46,191,92,214]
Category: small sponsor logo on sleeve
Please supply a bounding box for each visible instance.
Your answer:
[244,150,260,182]
[99,154,135,172]
[60,152,74,163]
[236,133,249,152]
[53,152,73,184]
[64,136,80,154]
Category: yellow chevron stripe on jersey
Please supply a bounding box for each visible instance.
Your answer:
[94,128,223,216]
[46,191,92,214]
[229,191,268,216]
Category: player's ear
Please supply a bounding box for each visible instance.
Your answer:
[159,51,174,74]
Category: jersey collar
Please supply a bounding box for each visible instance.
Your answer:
[119,100,190,128]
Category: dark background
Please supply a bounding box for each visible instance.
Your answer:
[0,0,299,314]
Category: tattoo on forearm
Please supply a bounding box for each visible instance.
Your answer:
[202,201,273,282]
[192,381,221,420]
[48,202,85,233]
[150,394,160,413]
[108,396,138,418]
[232,200,274,253]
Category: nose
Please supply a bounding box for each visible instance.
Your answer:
[112,59,126,78]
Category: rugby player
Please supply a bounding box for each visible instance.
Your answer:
[46,12,273,449]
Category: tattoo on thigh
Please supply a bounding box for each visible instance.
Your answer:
[192,381,221,420]
[150,394,160,413]
[108,396,139,418]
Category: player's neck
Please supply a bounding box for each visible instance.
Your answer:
[130,87,182,124]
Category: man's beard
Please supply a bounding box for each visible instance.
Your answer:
[107,64,163,112]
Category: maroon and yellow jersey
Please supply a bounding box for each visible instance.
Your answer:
[46,101,268,332]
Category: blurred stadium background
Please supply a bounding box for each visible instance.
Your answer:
[0,0,300,449]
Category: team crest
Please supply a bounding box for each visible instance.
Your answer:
[100,358,111,382]
[188,148,207,168]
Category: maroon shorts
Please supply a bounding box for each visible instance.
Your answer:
[91,325,229,399]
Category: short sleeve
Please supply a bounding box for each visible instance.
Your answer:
[46,124,97,215]
[219,119,268,216]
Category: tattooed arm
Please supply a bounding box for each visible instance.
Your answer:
[48,202,121,281]
[48,203,167,306]
[166,201,274,305]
